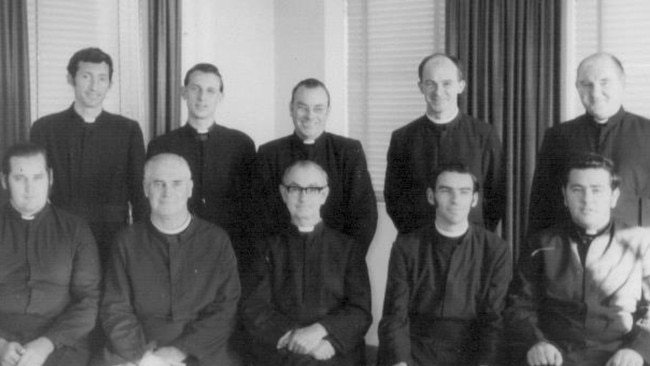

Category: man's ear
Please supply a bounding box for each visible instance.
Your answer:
[279,184,288,204]
[426,187,435,206]
[1,174,7,191]
[67,73,75,87]
[457,79,467,94]
[48,169,54,188]
[610,187,621,209]
[471,191,478,208]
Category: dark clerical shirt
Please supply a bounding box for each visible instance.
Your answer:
[529,108,650,235]
[253,132,377,254]
[101,217,240,366]
[242,223,372,366]
[147,123,256,246]
[0,203,100,348]
[31,105,147,260]
[384,113,505,234]
[378,224,511,366]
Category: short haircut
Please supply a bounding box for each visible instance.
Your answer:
[184,63,224,92]
[577,52,625,80]
[282,160,329,186]
[428,163,479,193]
[562,153,620,190]
[2,142,50,175]
[418,53,465,82]
[290,78,331,107]
[67,47,114,81]
[144,153,192,184]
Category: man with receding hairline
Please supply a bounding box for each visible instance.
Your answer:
[100,153,240,366]
[253,78,377,256]
[243,160,372,366]
[147,63,255,269]
[385,53,504,235]
[529,52,650,235]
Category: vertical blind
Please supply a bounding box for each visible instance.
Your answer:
[26,0,147,135]
[567,0,650,119]
[347,0,446,197]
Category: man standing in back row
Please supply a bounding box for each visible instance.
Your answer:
[385,53,504,234]
[253,78,377,255]
[147,63,256,268]
[30,47,146,263]
[529,52,650,235]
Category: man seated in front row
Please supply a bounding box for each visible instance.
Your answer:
[378,163,512,366]
[0,142,101,366]
[242,160,372,365]
[99,153,241,366]
[508,153,650,366]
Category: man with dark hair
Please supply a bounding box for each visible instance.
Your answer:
[100,153,241,366]
[529,52,650,235]
[253,78,377,255]
[30,47,146,263]
[147,63,255,268]
[243,160,372,366]
[0,142,101,366]
[385,53,504,234]
[378,163,511,366]
[509,153,650,366]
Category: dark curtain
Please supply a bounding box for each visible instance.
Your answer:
[148,0,182,138]
[446,0,562,261]
[0,0,31,203]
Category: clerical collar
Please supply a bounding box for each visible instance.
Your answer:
[426,108,459,125]
[9,201,48,221]
[152,214,193,235]
[292,220,323,233]
[435,221,469,238]
[573,220,611,241]
[188,121,215,134]
[72,103,101,123]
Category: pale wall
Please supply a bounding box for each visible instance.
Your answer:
[182,0,275,146]
[183,0,394,347]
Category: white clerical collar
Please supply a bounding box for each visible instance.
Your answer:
[188,121,215,133]
[426,108,459,125]
[298,225,315,232]
[152,214,192,235]
[435,221,469,238]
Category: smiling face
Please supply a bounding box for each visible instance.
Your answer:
[563,168,619,233]
[2,154,52,217]
[290,86,330,141]
[576,55,625,122]
[427,171,477,230]
[280,163,329,227]
[418,56,466,120]
[183,70,223,128]
[68,61,111,110]
[144,155,193,221]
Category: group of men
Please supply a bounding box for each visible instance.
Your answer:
[0,45,648,366]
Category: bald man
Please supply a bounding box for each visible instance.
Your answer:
[384,53,504,234]
[100,153,240,366]
[529,52,650,235]
[243,160,371,366]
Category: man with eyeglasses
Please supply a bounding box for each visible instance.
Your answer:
[252,78,377,256]
[242,160,372,366]
[378,163,511,366]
